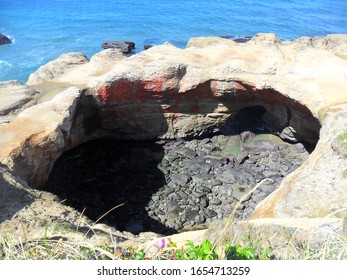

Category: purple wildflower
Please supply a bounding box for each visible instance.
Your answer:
[155,238,165,249]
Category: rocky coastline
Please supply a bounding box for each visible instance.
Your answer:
[0,33,346,248]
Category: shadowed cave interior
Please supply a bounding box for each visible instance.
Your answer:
[44,105,319,235]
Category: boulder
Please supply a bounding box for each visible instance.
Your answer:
[27,50,125,92]
[0,80,39,116]
[0,32,11,45]
[0,87,82,188]
[101,41,135,53]
[27,52,89,89]
[87,48,126,76]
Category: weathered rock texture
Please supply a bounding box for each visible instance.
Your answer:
[0,80,40,130]
[0,87,82,188]
[0,81,39,117]
[1,33,347,242]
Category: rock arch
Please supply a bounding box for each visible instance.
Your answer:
[0,79,322,210]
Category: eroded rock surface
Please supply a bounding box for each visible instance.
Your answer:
[0,87,82,188]
[0,80,39,120]
[0,33,346,243]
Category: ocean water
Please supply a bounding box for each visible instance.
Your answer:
[1,0,347,83]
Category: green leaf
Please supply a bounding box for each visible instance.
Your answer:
[225,244,258,260]
[135,251,145,260]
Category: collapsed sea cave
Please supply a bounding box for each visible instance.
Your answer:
[44,104,320,235]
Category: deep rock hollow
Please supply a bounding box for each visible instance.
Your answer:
[44,120,315,235]
[2,34,346,244]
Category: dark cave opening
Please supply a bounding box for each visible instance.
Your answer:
[221,105,268,135]
[45,140,174,235]
[221,104,319,153]
[44,103,320,235]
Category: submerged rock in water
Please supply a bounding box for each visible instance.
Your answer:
[0,33,11,45]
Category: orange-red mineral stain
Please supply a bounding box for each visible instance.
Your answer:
[165,113,181,119]
[142,78,163,92]
[211,80,219,96]
[97,80,135,102]
[97,85,110,102]
[138,78,165,103]
[97,78,170,104]
[234,81,248,91]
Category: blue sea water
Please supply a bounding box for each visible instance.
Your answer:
[1,0,347,83]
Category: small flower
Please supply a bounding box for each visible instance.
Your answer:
[155,238,165,249]
[121,249,129,255]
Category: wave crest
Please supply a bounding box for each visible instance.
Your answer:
[0,60,14,68]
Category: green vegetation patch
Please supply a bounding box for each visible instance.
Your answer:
[219,134,286,157]
[337,130,347,147]
[252,134,287,145]
[220,144,241,157]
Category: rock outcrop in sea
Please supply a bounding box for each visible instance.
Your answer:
[0,33,346,249]
[0,32,11,45]
[102,41,135,53]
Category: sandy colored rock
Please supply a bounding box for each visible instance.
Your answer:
[253,104,347,219]
[27,52,89,91]
[0,87,82,188]
[27,50,126,93]
[0,80,39,116]
[0,33,346,246]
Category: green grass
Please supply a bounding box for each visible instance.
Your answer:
[0,234,258,260]
[0,235,109,260]
[2,231,344,260]
[337,130,347,147]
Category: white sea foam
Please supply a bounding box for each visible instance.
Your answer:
[0,60,13,67]
[8,35,15,44]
